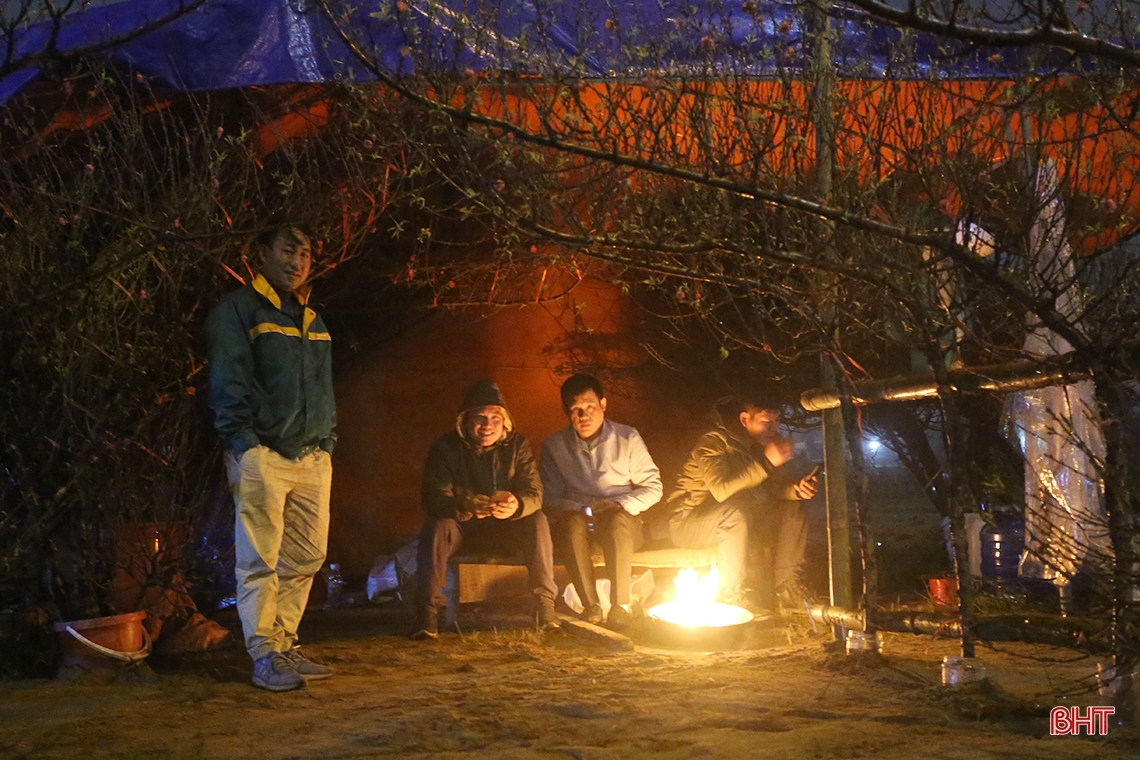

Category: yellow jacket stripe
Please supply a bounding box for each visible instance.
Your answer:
[250,323,301,339]
[250,324,332,341]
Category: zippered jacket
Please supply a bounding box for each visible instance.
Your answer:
[665,405,797,519]
[206,274,336,459]
[541,420,662,516]
[421,380,542,521]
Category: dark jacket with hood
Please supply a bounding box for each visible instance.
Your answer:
[665,398,798,521]
[421,379,542,522]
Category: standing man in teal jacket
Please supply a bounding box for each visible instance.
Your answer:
[207,227,337,692]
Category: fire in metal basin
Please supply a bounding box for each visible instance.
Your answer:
[645,567,754,649]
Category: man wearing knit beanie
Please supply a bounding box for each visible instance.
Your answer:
[413,379,559,638]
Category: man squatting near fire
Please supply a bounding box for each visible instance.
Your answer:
[413,379,560,639]
[665,394,819,614]
[207,227,336,692]
[541,373,663,630]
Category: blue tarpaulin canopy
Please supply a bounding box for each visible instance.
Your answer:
[0,0,1068,105]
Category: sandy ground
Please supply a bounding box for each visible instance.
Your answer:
[1,600,1138,760]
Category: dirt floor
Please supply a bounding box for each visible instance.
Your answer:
[1,600,1138,760]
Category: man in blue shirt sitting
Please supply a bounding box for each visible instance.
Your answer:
[542,374,663,629]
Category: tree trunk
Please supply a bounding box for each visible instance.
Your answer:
[1091,369,1137,707]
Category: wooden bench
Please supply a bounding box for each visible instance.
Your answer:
[442,542,717,627]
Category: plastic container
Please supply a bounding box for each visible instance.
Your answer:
[53,611,150,675]
[326,563,346,609]
[941,513,983,577]
[846,630,882,655]
[980,517,1024,580]
[942,655,985,686]
[928,576,959,608]
[1097,662,1123,697]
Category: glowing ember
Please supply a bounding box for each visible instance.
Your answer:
[648,566,754,628]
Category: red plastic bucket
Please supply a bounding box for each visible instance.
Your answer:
[928,577,959,609]
[54,611,150,675]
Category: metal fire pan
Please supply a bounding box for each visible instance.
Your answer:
[642,616,753,651]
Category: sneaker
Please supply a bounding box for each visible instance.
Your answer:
[282,647,332,680]
[410,608,439,640]
[252,651,305,692]
[581,603,604,625]
[537,597,561,630]
[776,577,816,612]
[605,604,632,631]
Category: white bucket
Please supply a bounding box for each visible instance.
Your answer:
[1097,662,1126,697]
[846,630,881,655]
[942,655,985,686]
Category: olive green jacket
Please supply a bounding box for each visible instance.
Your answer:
[666,412,798,519]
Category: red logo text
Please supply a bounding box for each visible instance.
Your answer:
[1050,706,1114,736]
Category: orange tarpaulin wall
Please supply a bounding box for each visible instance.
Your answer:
[466,78,1140,253]
[29,77,1140,253]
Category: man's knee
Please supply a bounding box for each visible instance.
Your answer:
[720,505,747,532]
[235,553,273,578]
[559,509,588,530]
[421,517,461,542]
[234,529,277,576]
[667,517,689,548]
[519,509,551,537]
[517,511,554,558]
[607,510,639,540]
[556,510,589,540]
[280,547,326,579]
[418,518,463,567]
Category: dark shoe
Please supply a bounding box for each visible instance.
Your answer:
[605,604,632,631]
[580,603,604,625]
[282,647,333,680]
[252,651,305,692]
[776,577,815,612]
[537,597,561,630]
[410,608,439,640]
